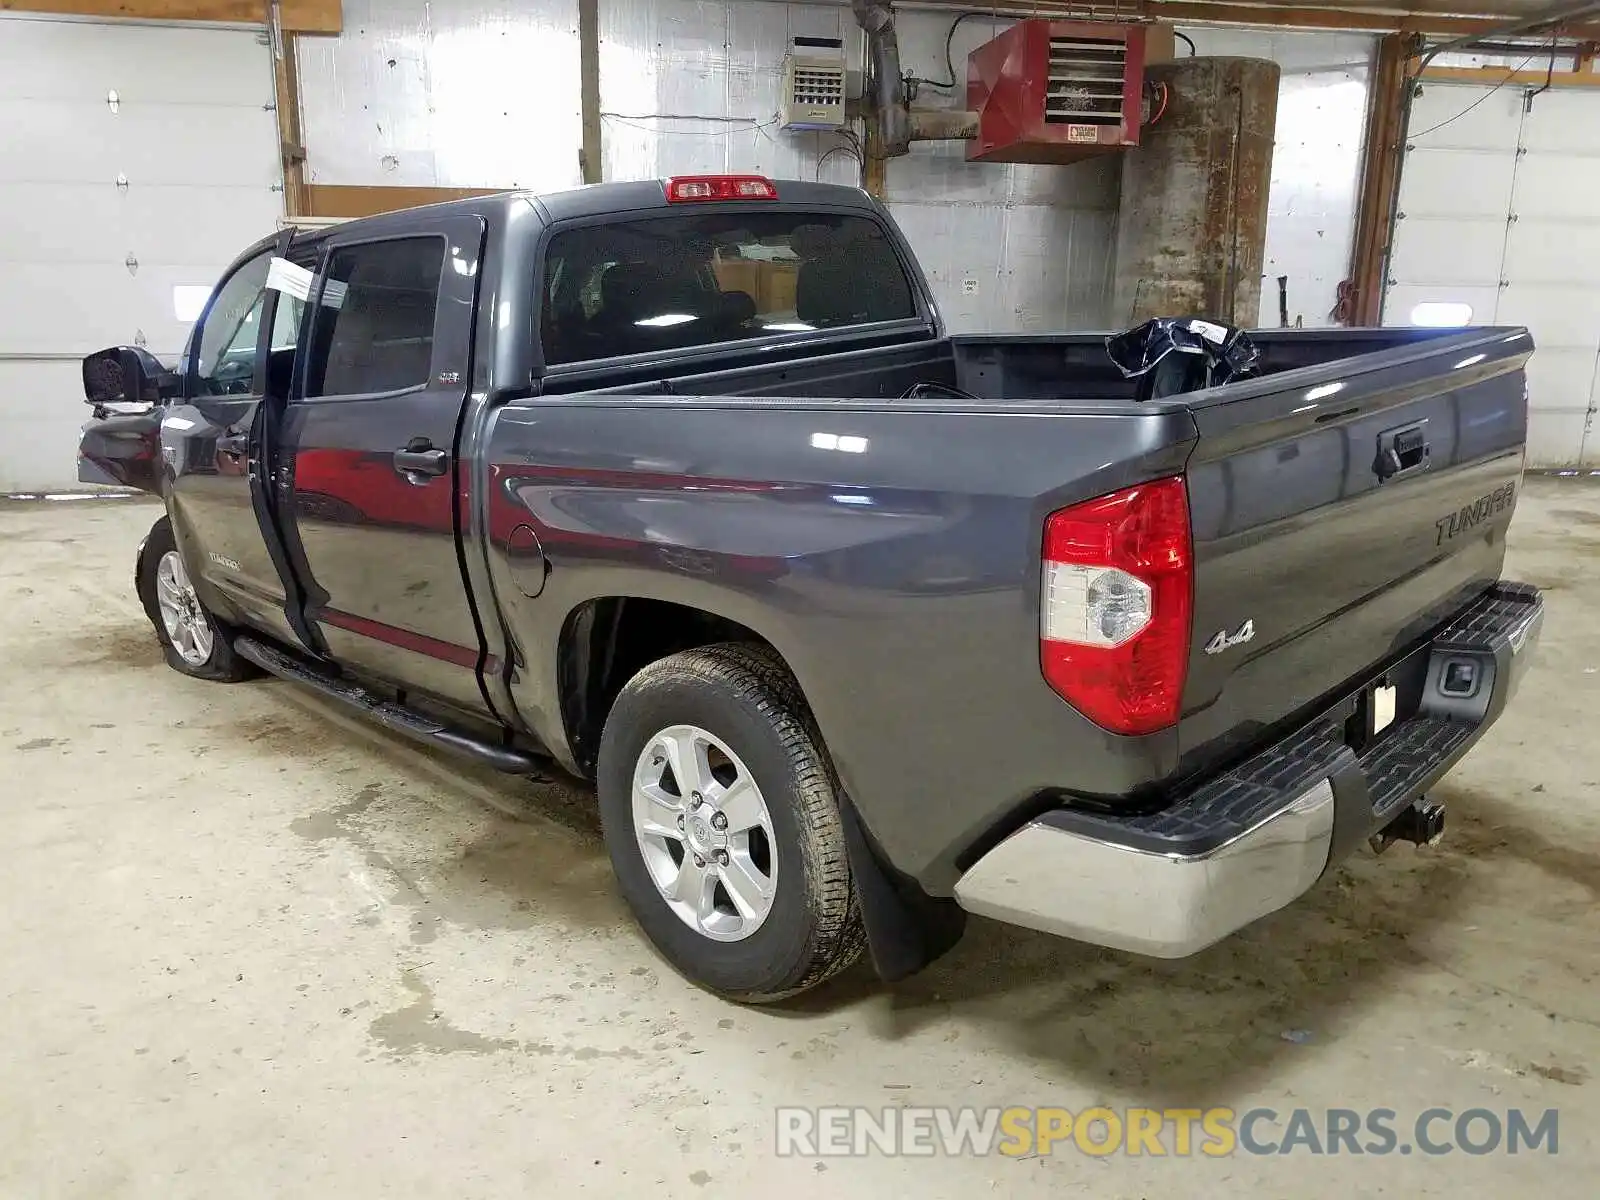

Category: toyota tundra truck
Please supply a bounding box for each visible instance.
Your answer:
[78,175,1543,1002]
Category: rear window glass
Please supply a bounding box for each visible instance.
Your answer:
[540,211,917,367]
[303,237,444,397]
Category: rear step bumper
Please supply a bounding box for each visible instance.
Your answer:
[233,635,541,774]
[953,581,1544,958]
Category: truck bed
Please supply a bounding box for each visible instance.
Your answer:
[554,323,1506,405]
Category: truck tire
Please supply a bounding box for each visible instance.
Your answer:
[597,643,864,1002]
[135,516,257,683]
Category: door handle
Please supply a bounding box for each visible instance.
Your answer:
[217,432,249,456]
[393,440,448,482]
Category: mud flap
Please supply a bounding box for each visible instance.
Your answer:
[838,795,966,981]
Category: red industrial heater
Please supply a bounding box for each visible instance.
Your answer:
[967,20,1151,164]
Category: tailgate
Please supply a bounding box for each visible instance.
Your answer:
[1177,328,1531,770]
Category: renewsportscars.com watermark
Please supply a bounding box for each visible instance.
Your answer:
[775,1106,1559,1158]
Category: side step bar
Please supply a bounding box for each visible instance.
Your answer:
[234,635,541,775]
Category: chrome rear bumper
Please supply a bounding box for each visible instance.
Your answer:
[954,581,1544,958]
[956,780,1335,957]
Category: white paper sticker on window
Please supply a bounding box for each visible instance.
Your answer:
[266,256,315,301]
[267,256,345,311]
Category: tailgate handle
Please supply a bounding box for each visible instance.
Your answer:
[1376,421,1430,482]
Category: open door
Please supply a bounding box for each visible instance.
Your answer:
[161,231,315,652]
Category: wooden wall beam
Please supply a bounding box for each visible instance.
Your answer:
[268,8,307,216]
[0,0,340,34]
[906,3,1600,45]
[1140,3,1600,40]
[862,133,887,201]
[1347,32,1410,326]
[578,0,602,184]
[1417,63,1600,86]
[302,185,506,220]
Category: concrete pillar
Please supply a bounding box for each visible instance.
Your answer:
[1111,57,1280,328]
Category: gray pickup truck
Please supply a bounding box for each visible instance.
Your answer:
[80,176,1543,1002]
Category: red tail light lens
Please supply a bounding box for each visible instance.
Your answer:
[1040,476,1193,735]
[665,175,779,202]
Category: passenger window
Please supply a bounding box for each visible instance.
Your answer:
[540,212,917,367]
[302,238,445,398]
[193,251,271,396]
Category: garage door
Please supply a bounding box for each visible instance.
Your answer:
[0,16,282,492]
[1385,81,1600,466]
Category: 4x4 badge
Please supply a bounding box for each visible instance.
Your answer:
[1204,619,1255,656]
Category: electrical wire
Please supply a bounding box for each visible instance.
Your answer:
[1146,80,1170,126]
[1175,30,1197,56]
[816,122,865,180]
[598,112,783,139]
[815,144,863,180]
[1406,53,1538,139]
[1525,35,1561,106]
[600,111,775,123]
[902,10,999,92]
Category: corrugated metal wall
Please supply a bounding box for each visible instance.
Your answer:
[598,0,860,185]
[297,0,857,192]
[297,0,584,190]
[292,2,1371,335]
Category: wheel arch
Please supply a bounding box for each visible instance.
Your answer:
[557,594,789,778]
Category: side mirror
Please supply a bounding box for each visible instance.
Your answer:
[81,345,176,411]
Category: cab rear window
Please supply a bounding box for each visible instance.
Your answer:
[540,211,916,367]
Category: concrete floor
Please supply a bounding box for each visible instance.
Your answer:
[2,482,1598,1198]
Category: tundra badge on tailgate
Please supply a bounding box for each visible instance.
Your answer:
[1435,481,1516,546]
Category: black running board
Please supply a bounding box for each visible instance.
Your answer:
[234,635,540,774]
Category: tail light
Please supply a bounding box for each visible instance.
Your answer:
[665,175,779,202]
[1040,476,1192,735]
